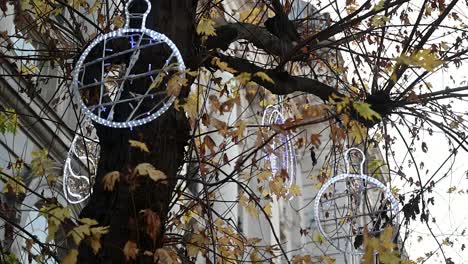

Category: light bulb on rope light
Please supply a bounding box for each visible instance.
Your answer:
[72,0,185,129]
[313,148,400,255]
[63,119,100,204]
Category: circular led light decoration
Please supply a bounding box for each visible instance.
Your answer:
[72,0,185,128]
[63,119,100,204]
[261,105,297,189]
[314,148,400,255]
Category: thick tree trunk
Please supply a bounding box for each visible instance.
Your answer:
[78,1,197,263]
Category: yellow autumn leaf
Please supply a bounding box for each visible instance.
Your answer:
[257,170,272,182]
[167,73,188,97]
[263,202,272,217]
[254,71,274,84]
[21,63,38,75]
[352,101,382,121]
[113,15,125,28]
[246,201,259,219]
[233,120,247,138]
[102,171,120,191]
[39,204,71,242]
[123,241,138,261]
[135,163,168,183]
[2,176,26,194]
[197,17,217,36]
[128,139,150,153]
[290,185,302,196]
[211,57,237,73]
[349,120,366,144]
[31,149,53,177]
[89,226,109,254]
[88,1,101,14]
[269,176,287,198]
[69,224,91,245]
[371,15,390,27]
[396,49,443,72]
[235,72,252,85]
[61,249,78,264]
[154,248,175,264]
[187,233,207,257]
[239,6,268,24]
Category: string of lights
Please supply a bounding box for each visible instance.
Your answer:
[72,0,185,129]
[314,148,400,255]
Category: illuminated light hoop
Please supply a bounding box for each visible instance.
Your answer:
[261,104,297,189]
[314,148,400,255]
[63,120,100,204]
[72,0,185,129]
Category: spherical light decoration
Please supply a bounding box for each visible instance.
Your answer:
[261,105,297,190]
[313,148,400,255]
[72,0,185,128]
[63,119,100,204]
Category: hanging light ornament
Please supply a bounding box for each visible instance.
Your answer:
[314,148,400,255]
[63,119,100,204]
[261,103,297,190]
[72,0,185,129]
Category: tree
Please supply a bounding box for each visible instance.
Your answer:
[0,0,467,263]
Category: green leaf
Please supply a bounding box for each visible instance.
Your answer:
[396,49,443,72]
[0,108,18,135]
[31,149,54,177]
[352,101,382,121]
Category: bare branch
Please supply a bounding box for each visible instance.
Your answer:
[213,54,341,100]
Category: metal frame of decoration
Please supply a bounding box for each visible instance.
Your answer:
[63,119,100,204]
[261,103,297,190]
[313,148,400,255]
[72,0,185,128]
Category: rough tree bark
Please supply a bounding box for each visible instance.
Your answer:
[77,1,197,263]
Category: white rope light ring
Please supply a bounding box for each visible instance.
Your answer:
[261,105,297,189]
[72,0,185,129]
[314,173,400,255]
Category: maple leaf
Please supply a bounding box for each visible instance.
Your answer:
[134,163,168,183]
[123,241,138,261]
[89,226,109,254]
[257,170,272,182]
[128,140,150,153]
[234,120,247,138]
[40,204,71,241]
[196,17,216,36]
[154,248,176,264]
[263,202,272,217]
[352,101,381,121]
[371,15,390,27]
[310,134,321,147]
[69,224,91,245]
[211,57,237,73]
[203,135,217,154]
[113,15,125,28]
[88,1,101,14]
[102,171,120,191]
[61,249,78,264]
[396,49,443,72]
[290,185,302,196]
[140,209,161,241]
[31,149,53,177]
[167,73,188,97]
[187,233,207,257]
[246,201,259,219]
